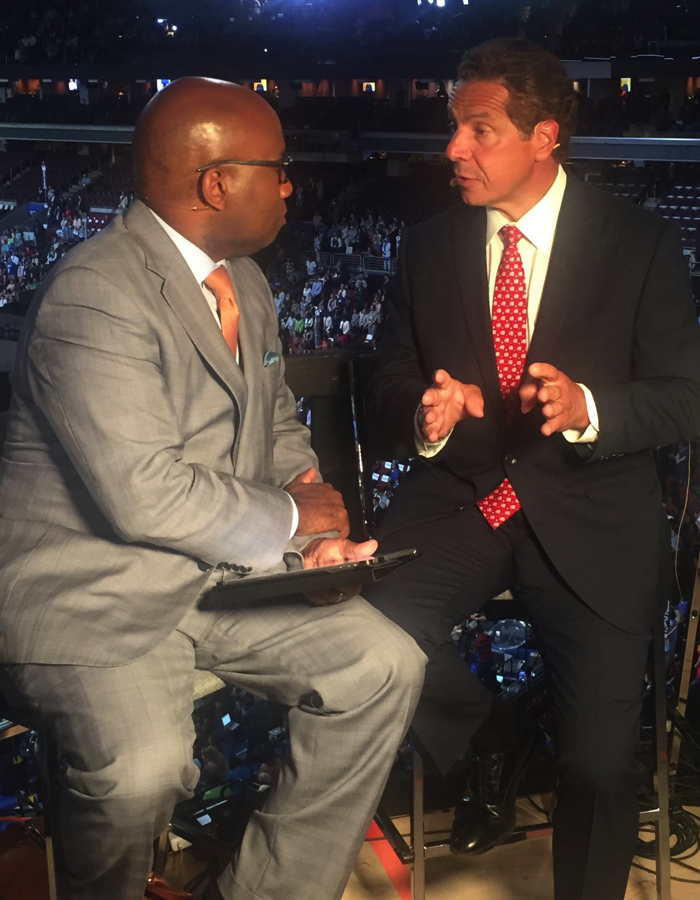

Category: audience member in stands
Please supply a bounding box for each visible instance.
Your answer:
[0,77,425,900]
[365,38,700,900]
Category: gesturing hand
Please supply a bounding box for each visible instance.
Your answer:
[285,467,350,538]
[519,363,590,436]
[418,369,484,443]
[302,536,378,606]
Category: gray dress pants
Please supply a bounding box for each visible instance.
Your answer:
[3,594,426,900]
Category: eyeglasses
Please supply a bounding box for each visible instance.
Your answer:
[196,152,292,184]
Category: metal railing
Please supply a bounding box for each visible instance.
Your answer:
[317,250,396,276]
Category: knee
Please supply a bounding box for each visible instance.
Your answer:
[353,612,427,705]
[377,619,428,692]
[311,607,426,713]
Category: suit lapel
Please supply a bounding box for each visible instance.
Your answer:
[525,175,595,369]
[123,202,249,416]
[451,205,506,432]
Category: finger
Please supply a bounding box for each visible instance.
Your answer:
[464,387,485,418]
[432,369,450,389]
[541,401,561,419]
[538,383,564,405]
[298,466,317,484]
[541,413,568,436]
[519,382,538,413]
[305,590,337,607]
[528,362,559,383]
[338,538,378,560]
[421,388,439,408]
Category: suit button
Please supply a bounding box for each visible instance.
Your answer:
[504,455,517,466]
[197,561,213,572]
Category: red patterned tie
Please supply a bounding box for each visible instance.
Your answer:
[477,225,527,529]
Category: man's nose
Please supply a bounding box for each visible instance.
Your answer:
[446,130,473,162]
[281,178,294,199]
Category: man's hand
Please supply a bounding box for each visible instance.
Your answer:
[520,363,590,436]
[285,467,350,538]
[419,369,484,443]
[302,536,378,606]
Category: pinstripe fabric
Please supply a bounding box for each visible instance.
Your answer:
[0,201,315,666]
[0,199,427,900]
[5,597,425,900]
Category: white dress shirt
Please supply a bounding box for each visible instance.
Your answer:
[417,166,599,456]
[148,208,299,536]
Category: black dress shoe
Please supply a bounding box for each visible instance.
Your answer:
[449,717,542,855]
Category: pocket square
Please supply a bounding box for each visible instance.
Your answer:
[263,350,280,367]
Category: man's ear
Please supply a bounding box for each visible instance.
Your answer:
[199,167,231,211]
[534,119,561,160]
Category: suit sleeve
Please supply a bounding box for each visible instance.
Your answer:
[369,229,432,451]
[26,265,300,570]
[588,220,700,460]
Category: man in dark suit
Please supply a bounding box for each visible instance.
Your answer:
[365,38,700,900]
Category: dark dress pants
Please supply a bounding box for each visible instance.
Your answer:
[363,497,652,900]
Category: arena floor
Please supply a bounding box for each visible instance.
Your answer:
[164,798,700,899]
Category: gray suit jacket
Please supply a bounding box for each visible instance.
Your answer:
[0,201,320,666]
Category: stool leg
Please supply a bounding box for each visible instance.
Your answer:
[410,748,425,900]
[652,626,671,900]
[153,830,170,876]
[37,725,60,900]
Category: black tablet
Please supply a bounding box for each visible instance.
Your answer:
[199,548,419,608]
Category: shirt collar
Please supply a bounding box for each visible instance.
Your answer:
[148,208,225,285]
[485,165,567,252]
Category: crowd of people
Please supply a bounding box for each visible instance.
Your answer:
[265,175,409,352]
[0,182,99,313]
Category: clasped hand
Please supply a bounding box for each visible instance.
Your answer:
[419,364,589,440]
[285,467,350,537]
[285,467,377,606]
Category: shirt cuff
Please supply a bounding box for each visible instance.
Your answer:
[288,493,299,539]
[414,405,453,458]
[563,384,600,444]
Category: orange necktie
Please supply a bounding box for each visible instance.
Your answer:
[205,265,240,356]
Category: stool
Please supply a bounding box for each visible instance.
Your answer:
[0,694,60,900]
[373,618,671,900]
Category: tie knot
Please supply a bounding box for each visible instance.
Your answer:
[204,265,235,300]
[500,225,524,248]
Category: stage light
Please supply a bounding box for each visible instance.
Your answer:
[157,18,164,23]
[437,0,445,6]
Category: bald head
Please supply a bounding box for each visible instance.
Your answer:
[132,77,292,259]
[134,77,278,203]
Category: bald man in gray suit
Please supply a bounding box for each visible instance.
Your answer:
[0,78,425,900]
